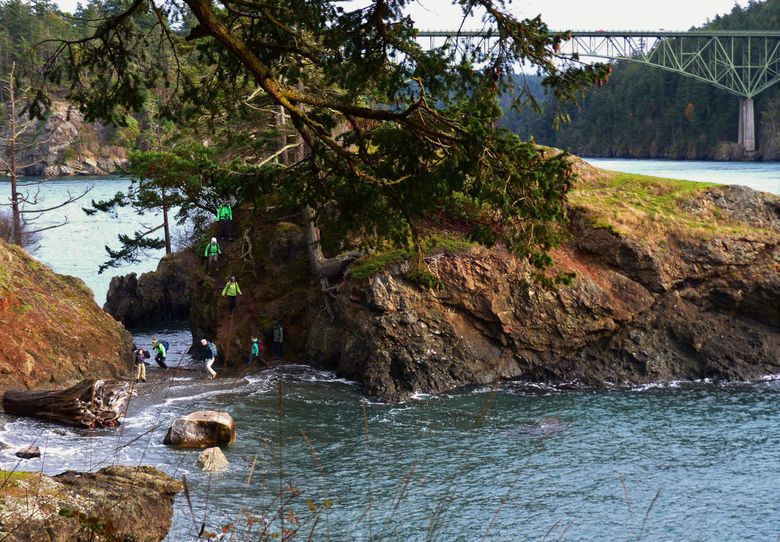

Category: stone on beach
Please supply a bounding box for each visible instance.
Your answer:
[198,447,230,471]
[14,445,40,459]
[163,411,236,448]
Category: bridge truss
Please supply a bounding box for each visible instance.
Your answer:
[417,30,780,154]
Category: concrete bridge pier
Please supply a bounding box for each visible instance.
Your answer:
[738,97,756,157]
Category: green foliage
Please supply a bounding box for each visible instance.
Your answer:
[31,0,611,271]
[349,234,474,282]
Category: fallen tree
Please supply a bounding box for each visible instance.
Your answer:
[2,379,131,428]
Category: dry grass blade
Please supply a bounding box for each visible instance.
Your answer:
[636,487,663,541]
[181,474,198,529]
[617,472,633,517]
[361,399,373,541]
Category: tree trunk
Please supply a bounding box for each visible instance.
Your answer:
[6,63,21,246]
[304,205,359,280]
[2,379,132,428]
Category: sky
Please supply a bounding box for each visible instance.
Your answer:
[52,0,752,31]
[405,0,751,31]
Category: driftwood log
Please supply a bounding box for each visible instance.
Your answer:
[2,379,131,428]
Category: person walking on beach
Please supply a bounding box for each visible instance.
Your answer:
[222,275,242,312]
[151,338,168,368]
[216,201,233,239]
[201,338,219,379]
[204,237,221,272]
[248,336,265,366]
[134,348,147,382]
[272,321,284,360]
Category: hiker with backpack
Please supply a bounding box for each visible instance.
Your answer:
[272,321,284,360]
[204,237,222,272]
[200,338,219,379]
[151,338,169,368]
[248,336,265,366]
[216,201,233,240]
[222,275,242,312]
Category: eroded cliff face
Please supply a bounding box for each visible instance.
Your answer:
[104,182,780,402]
[307,184,780,401]
[16,101,127,177]
[0,240,133,392]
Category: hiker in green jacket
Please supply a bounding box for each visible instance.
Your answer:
[151,338,168,368]
[204,237,221,272]
[248,336,265,366]
[221,275,242,312]
[216,201,233,239]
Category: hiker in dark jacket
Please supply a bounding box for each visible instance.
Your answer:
[151,338,168,368]
[200,338,219,379]
[134,348,147,382]
[272,321,284,359]
[221,276,242,312]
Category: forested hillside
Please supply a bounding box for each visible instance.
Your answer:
[501,0,780,160]
[0,0,150,175]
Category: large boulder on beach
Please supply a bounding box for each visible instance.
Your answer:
[198,447,229,471]
[0,465,182,542]
[163,411,236,448]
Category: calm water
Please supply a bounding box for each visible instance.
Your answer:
[1,163,779,541]
[586,158,780,195]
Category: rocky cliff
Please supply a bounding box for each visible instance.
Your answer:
[16,101,128,177]
[104,171,780,401]
[0,465,182,541]
[0,240,133,392]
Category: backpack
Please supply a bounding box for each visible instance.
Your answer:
[161,340,170,352]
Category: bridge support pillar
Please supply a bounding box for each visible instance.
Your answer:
[738,98,756,157]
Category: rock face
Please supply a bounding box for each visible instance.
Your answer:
[0,465,182,542]
[104,253,196,328]
[109,181,780,402]
[163,411,236,448]
[305,185,780,401]
[0,240,133,393]
[16,101,128,177]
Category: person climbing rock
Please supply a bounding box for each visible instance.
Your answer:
[204,237,222,272]
[151,338,168,368]
[272,321,284,360]
[248,336,265,366]
[201,338,219,379]
[222,275,242,312]
[216,201,233,239]
[133,348,147,382]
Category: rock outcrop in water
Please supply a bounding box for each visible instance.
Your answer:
[104,253,196,328]
[104,169,780,402]
[0,240,133,394]
[0,466,182,542]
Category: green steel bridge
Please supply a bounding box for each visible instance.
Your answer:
[417,30,780,155]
